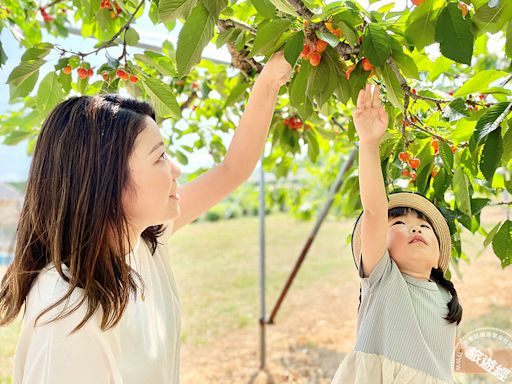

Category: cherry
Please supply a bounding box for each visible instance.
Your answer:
[62,65,72,75]
[102,71,109,81]
[408,158,421,169]
[412,0,426,5]
[87,69,93,77]
[399,151,410,162]
[458,2,469,17]
[361,58,374,72]
[116,69,129,80]
[310,52,321,67]
[345,64,355,80]
[129,75,138,83]
[315,40,328,53]
[300,44,311,58]
[77,67,88,80]
[401,169,410,177]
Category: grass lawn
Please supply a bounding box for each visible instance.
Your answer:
[0,214,354,382]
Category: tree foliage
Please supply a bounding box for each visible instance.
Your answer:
[1,0,511,269]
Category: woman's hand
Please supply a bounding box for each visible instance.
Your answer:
[259,51,293,89]
[353,84,389,146]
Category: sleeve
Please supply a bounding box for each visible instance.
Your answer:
[358,248,393,289]
[15,298,122,384]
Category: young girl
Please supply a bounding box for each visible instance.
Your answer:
[331,84,463,384]
[0,52,292,383]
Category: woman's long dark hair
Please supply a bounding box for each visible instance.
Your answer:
[0,94,166,332]
[358,207,462,325]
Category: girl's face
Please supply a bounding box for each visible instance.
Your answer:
[122,117,182,234]
[387,212,440,272]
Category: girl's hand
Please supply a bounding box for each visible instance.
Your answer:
[259,51,293,89]
[353,84,389,146]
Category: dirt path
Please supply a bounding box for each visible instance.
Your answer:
[180,208,512,384]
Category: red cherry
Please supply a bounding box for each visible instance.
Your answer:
[408,158,421,169]
[102,71,109,81]
[116,69,128,80]
[401,169,410,177]
[129,75,138,83]
[77,67,88,79]
[62,65,72,75]
[361,58,374,72]
[451,144,457,153]
[300,44,311,58]
[412,0,426,5]
[315,40,328,53]
[87,68,93,77]
[399,152,410,162]
[310,52,321,67]
[345,64,355,80]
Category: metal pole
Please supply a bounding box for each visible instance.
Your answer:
[267,149,357,324]
[258,156,266,369]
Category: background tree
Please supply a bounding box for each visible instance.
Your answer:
[1,0,511,270]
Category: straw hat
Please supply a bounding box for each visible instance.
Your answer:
[351,191,451,272]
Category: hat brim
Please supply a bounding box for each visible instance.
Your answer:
[351,192,451,272]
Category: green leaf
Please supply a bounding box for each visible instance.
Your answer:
[479,127,503,183]
[381,64,403,108]
[7,59,45,99]
[442,98,470,122]
[0,42,7,68]
[224,77,248,107]
[405,0,441,50]
[484,221,502,247]
[435,3,474,65]
[266,0,297,17]
[21,43,53,61]
[316,30,340,48]
[361,23,391,68]
[251,0,277,19]
[391,51,419,80]
[123,27,140,46]
[2,130,34,145]
[36,72,64,115]
[473,1,512,34]
[290,62,313,119]
[249,19,292,57]
[502,125,512,163]
[7,59,45,87]
[159,0,197,22]
[338,21,358,47]
[134,51,177,77]
[453,166,471,217]
[176,2,215,76]
[454,70,508,97]
[492,220,512,268]
[201,0,227,18]
[284,31,304,67]
[471,102,512,145]
[507,20,512,59]
[438,140,454,171]
[141,76,182,119]
[432,168,451,199]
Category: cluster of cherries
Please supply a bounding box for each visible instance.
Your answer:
[398,138,457,183]
[284,117,311,131]
[100,0,122,18]
[61,64,138,83]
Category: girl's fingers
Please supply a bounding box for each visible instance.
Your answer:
[356,88,366,108]
[372,85,380,108]
[364,83,372,108]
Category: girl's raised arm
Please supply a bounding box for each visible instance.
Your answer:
[354,84,389,277]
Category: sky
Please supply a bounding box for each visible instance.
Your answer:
[0,0,407,182]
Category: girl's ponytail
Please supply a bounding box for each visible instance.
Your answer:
[430,267,463,324]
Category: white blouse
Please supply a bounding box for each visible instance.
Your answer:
[13,227,181,384]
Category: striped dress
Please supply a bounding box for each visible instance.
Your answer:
[332,249,457,384]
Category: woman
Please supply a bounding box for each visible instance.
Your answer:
[0,52,292,383]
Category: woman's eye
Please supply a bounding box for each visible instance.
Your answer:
[159,152,167,160]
